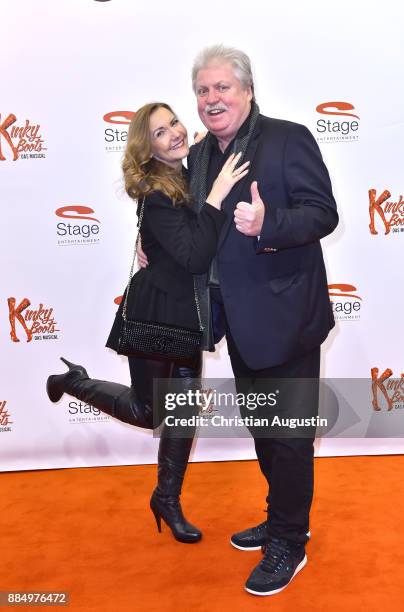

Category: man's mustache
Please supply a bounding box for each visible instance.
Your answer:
[204,104,229,113]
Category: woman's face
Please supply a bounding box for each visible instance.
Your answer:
[149,107,189,168]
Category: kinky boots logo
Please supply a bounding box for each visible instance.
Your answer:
[315,102,360,143]
[7,298,60,342]
[0,113,47,160]
[55,206,101,246]
[0,401,13,432]
[368,189,404,236]
[103,110,134,153]
[371,368,404,411]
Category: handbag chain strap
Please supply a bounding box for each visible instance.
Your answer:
[122,197,204,332]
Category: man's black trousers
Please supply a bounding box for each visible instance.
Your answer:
[225,320,320,545]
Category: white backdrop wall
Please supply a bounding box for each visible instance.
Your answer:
[1,0,403,471]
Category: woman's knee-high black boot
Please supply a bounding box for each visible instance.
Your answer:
[46,358,152,429]
[150,435,201,543]
[149,357,202,543]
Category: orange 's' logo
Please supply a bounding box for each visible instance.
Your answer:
[316,101,360,119]
[315,101,360,143]
[328,283,362,320]
[55,206,100,223]
[7,298,59,343]
[371,368,404,411]
[328,284,362,300]
[55,205,101,246]
[104,111,134,153]
[103,111,134,125]
[0,112,47,161]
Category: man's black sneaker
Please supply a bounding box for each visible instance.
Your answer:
[245,537,307,596]
[231,521,311,551]
[230,520,268,551]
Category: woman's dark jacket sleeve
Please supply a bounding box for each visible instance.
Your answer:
[143,191,225,274]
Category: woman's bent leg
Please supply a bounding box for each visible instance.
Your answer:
[47,357,172,429]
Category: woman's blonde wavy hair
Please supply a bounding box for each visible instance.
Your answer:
[122,102,190,206]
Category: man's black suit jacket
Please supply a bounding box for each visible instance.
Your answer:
[188,114,339,370]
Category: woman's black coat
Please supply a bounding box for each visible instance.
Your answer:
[106,190,225,351]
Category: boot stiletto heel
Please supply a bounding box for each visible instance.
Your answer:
[151,507,162,533]
[59,357,88,377]
[150,489,201,544]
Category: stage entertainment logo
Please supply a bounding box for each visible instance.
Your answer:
[328,284,362,321]
[315,102,360,143]
[368,189,404,236]
[55,206,101,246]
[0,112,47,160]
[7,298,60,342]
[371,368,404,412]
[0,400,13,432]
[67,400,109,424]
[103,110,135,153]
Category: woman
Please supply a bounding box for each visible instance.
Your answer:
[46,102,249,544]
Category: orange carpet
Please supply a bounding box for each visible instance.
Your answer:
[1,455,403,611]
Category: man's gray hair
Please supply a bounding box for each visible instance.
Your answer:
[191,44,255,98]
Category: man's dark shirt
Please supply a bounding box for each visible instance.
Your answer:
[207,106,253,304]
[206,106,253,202]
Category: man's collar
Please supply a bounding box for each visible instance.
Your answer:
[211,104,254,153]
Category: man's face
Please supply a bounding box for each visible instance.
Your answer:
[195,61,252,144]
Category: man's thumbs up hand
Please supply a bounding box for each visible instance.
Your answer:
[250,180,263,206]
[234,181,265,236]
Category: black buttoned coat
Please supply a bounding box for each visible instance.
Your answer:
[188,115,339,369]
[106,191,225,352]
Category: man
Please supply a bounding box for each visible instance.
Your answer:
[188,45,338,596]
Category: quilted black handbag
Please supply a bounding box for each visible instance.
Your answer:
[117,198,203,360]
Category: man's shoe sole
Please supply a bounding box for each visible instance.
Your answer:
[231,530,311,552]
[230,539,262,551]
[244,554,307,596]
